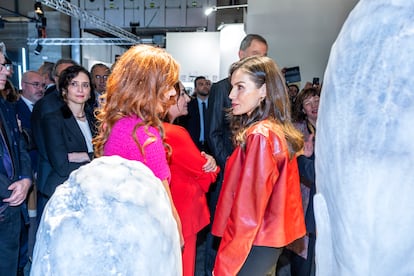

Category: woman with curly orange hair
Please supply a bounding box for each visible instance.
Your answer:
[94,44,183,246]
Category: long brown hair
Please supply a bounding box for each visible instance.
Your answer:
[228,56,303,158]
[94,45,180,157]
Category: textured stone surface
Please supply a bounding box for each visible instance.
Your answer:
[314,1,414,275]
[31,156,181,276]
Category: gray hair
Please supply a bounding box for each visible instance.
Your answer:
[0,42,6,55]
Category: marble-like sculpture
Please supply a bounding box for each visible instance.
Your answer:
[31,156,181,276]
[314,1,414,275]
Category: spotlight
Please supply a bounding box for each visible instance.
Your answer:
[204,4,248,16]
[204,6,217,16]
[34,43,43,55]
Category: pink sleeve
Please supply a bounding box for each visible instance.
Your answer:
[104,118,171,182]
[139,126,171,183]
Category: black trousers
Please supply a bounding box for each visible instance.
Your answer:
[238,245,283,276]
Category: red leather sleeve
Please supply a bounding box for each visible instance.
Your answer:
[214,133,278,275]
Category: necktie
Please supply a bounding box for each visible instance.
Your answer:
[200,102,207,142]
[0,120,13,178]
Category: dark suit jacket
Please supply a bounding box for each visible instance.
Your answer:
[204,78,233,216]
[31,89,64,196]
[15,98,31,130]
[0,98,32,199]
[39,104,96,197]
[186,98,201,145]
[16,98,37,171]
[184,98,210,153]
[44,84,56,96]
[206,77,233,169]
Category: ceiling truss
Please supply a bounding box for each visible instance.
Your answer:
[39,0,140,43]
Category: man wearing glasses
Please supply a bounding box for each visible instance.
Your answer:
[90,63,110,107]
[0,42,32,275]
[20,71,45,111]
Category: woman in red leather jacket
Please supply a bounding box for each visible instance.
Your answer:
[212,56,306,276]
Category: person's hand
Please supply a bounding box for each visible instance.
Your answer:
[3,178,31,206]
[303,133,315,157]
[201,152,218,172]
[303,81,313,90]
[68,152,91,163]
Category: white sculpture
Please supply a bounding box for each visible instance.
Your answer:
[314,1,414,275]
[31,156,182,276]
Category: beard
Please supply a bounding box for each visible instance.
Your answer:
[197,90,209,97]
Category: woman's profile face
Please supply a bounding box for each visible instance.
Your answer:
[66,72,91,104]
[229,69,266,116]
[169,82,190,117]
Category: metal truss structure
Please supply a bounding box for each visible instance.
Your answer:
[27,37,140,46]
[39,0,140,43]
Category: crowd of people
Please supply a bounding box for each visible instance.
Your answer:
[0,34,321,276]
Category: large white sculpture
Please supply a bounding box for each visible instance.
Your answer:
[31,156,181,276]
[314,1,414,275]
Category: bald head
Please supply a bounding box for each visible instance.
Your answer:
[21,71,44,104]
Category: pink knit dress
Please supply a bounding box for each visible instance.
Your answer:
[103,116,171,182]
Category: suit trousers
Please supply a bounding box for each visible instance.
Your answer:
[0,205,21,275]
[238,246,283,276]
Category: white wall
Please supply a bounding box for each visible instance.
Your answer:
[166,24,246,91]
[166,32,220,92]
[247,0,359,88]
[218,24,246,80]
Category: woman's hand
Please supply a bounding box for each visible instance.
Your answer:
[303,133,315,157]
[68,152,91,163]
[201,152,218,172]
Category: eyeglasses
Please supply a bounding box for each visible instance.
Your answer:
[95,75,109,81]
[70,81,90,89]
[0,63,12,72]
[24,81,45,89]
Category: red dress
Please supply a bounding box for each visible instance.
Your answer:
[212,120,306,275]
[163,123,219,276]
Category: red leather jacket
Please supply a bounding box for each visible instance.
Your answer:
[212,120,306,275]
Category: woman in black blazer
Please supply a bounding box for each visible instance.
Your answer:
[39,65,96,200]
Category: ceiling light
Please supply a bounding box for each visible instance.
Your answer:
[204,4,248,16]
[34,2,44,15]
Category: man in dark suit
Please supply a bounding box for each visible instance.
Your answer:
[31,59,78,221]
[17,70,44,140]
[16,70,45,268]
[90,63,110,108]
[204,34,268,275]
[184,76,211,153]
[0,41,32,276]
[37,61,55,96]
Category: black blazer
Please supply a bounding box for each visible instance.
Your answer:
[184,97,210,153]
[0,98,32,199]
[39,104,96,197]
[16,98,38,169]
[185,98,201,146]
[31,89,64,196]
[206,78,233,169]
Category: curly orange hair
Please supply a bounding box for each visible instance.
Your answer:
[94,45,180,157]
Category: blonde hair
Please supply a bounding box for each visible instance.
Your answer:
[94,45,180,156]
